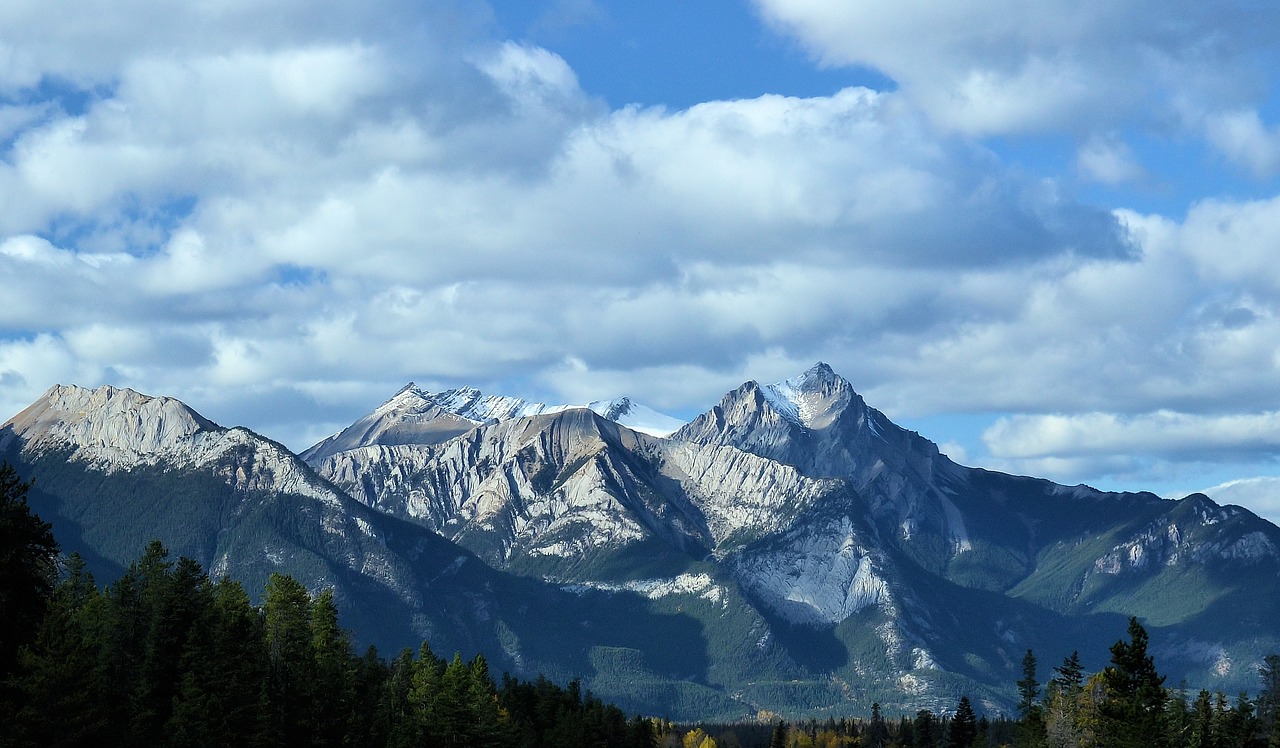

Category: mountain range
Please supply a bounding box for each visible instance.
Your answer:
[2,363,1278,720]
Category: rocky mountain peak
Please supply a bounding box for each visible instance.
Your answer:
[759,361,861,431]
[377,382,433,412]
[1,383,217,456]
[595,396,633,421]
[301,384,478,463]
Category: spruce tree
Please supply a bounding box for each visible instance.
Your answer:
[1016,649,1047,748]
[867,702,889,748]
[1051,651,1084,693]
[167,575,268,747]
[263,573,315,745]
[769,719,788,748]
[914,709,940,748]
[1260,655,1280,747]
[466,653,509,748]
[948,696,978,748]
[1099,617,1167,748]
[0,462,58,682]
[14,554,108,747]
[309,588,356,746]
[403,642,444,745]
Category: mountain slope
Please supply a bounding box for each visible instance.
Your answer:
[309,362,1280,708]
[7,369,1280,718]
[0,385,778,720]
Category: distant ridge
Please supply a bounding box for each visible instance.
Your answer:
[302,382,684,463]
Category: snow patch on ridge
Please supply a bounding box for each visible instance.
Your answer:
[562,573,726,606]
[409,387,684,437]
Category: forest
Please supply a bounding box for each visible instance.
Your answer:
[2,461,1279,747]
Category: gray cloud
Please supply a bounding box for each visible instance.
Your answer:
[1,0,1279,530]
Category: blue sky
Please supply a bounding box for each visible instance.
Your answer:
[4,0,1280,523]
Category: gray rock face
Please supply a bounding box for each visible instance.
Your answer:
[301,384,478,463]
[2,384,218,463]
[302,383,684,468]
[672,363,975,569]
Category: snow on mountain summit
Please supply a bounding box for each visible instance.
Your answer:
[581,397,685,437]
[429,387,683,437]
[759,361,853,430]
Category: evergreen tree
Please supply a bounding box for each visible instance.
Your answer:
[263,572,315,745]
[401,642,444,746]
[866,703,889,748]
[1098,617,1167,748]
[1222,692,1259,748]
[1016,649,1047,748]
[166,575,268,747]
[309,588,356,746]
[914,709,940,748]
[14,554,108,747]
[382,648,419,747]
[1190,689,1216,748]
[1044,650,1087,748]
[1260,655,1280,748]
[1165,683,1192,748]
[769,719,788,748]
[466,653,509,748]
[948,696,978,748]
[0,463,58,682]
[130,548,207,744]
[436,652,474,746]
[351,646,389,747]
[1051,651,1084,693]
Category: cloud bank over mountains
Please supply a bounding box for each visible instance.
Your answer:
[2,0,1280,515]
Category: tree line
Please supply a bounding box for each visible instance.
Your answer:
[672,620,1280,748]
[0,463,656,746]
[4,461,1280,748]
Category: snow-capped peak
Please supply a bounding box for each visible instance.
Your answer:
[582,397,685,438]
[426,388,684,437]
[375,382,434,415]
[431,386,559,422]
[759,362,854,430]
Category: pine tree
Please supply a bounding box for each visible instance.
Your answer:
[166,575,268,747]
[915,709,940,748]
[867,703,889,748]
[1099,617,1167,748]
[263,572,315,745]
[382,647,419,747]
[1164,683,1192,748]
[14,554,109,747]
[466,653,509,748]
[0,462,58,682]
[309,588,356,746]
[1190,689,1216,748]
[351,645,389,746]
[1051,651,1084,693]
[1016,649,1047,748]
[769,719,788,748]
[948,696,979,748]
[131,550,209,744]
[1260,655,1280,748]
[402,642,444,746]
[1044,650,1087,748]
